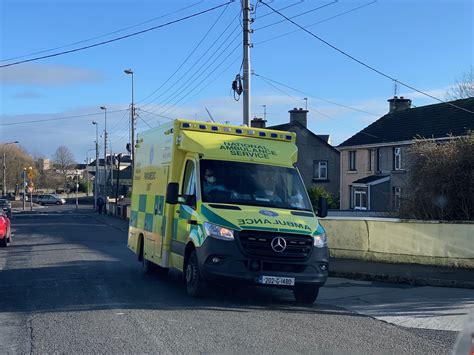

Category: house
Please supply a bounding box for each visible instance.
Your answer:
[88,154,132,196]
[337,96,474,212]
[252,107,341,202]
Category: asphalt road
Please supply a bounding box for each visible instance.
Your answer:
[0,205,462,354]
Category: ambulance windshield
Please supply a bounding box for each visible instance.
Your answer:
[200,160,313,211]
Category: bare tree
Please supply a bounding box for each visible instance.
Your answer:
[1,143,34,195]
[52,146,76,190]
[446,66,474,100]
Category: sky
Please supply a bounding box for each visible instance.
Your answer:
[0,0,472,163]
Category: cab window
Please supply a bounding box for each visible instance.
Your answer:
[182,160,196,197]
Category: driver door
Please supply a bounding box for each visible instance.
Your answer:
[173,159,197,247]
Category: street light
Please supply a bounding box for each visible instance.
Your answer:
[100,106,108,195]
[85,148,95,197]
[92,121,99,211]
[124,68,135,163]
[2,141,19,197]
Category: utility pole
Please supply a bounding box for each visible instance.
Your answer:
[124,69,135,162]
[100,106,107,196]
[242,0,252,126]
[75,171,79,210]
[92,121,99,211]
[262,104,267,121]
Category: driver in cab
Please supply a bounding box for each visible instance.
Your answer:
[203,168,228,199]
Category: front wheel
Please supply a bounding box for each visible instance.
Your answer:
[185,250,207,297]
[56,201,61,205]
[293,285,320,304]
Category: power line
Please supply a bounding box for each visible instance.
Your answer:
[140,12,241,110]
[254,1,337,31]
[257,74,332,119]
[143,22,241,114]
[253,72,381,116]
[136,108,174,120]
[0,1,233,69]
[0,109,127,126]
[161,42,242,117]
[255,1,305,20]
[256,1,377,45]
[259,0,474,115]
[1,2,203,63]
[137,3,232,104]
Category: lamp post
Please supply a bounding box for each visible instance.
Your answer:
[22,167,26,210]
[100,106,108,196]
[92,121,99,211]
[124,69,135,162]
[2,141,19,197]
[85,148,95,197]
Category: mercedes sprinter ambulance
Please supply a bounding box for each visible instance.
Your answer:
[127,119,328,303]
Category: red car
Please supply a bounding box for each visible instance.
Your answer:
[0,212,11,247]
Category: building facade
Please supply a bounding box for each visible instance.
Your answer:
[253,108,340,202]
[338,96,474,212]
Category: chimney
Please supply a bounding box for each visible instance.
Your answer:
[388,96,411,113]
[289,107,308,127]
[250,116,266,128]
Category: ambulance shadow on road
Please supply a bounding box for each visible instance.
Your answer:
[0,259,363,317]
[0,259,472,319]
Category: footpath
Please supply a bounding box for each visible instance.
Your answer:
[84,208,474,289]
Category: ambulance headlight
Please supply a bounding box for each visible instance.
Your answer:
[313,233,327,248]
[203,222,234,241]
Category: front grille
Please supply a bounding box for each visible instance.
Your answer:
[238,230,313,260]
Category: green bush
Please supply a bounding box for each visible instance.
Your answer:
[307,185,338,209]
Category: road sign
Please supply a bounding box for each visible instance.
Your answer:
[27,186,34,193]
[27,170,34,179]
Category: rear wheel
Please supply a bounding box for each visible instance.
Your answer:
[185,250,207,297]
[293,285,320,304]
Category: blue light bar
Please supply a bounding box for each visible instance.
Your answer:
[286,135,292,140]
[271,133,278,138]
[259,132,266,137]
[182,123,190,128]
[211,126,218,131]
[236,129,243,134]
[199,124,206,129]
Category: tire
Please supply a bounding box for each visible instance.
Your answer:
[185,250,207,297]
[56,201,61,205]
[139,238,153,274]
[293,285,320,304]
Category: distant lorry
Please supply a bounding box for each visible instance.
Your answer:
[127,119,329,303]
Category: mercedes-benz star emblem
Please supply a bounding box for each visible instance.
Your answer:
[271,237,287,253]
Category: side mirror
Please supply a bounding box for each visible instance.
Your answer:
[317,197,328,218]
[166,182,179,204]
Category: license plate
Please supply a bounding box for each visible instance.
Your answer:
[258,276,295,286]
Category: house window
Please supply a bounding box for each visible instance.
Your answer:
[349,151,357,171]
[393,147,402,170]
[367,149,372,171]
[352,187,368,210]
[393,186,402,209]
[313,161,328,180]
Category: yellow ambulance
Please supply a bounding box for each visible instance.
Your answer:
[127,119,329,303]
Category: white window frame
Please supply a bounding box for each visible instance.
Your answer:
[313,160,328,180]
[352,186,368,210]
[394,147,402,170]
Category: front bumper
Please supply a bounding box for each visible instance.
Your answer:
[196,236,329,288]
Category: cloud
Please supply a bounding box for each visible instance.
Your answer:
[0,63,104,86]
[12,91,43,99]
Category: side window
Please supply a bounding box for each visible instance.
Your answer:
[393,147,402,170]
[349,151,357,171]
[182,160,196,196]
